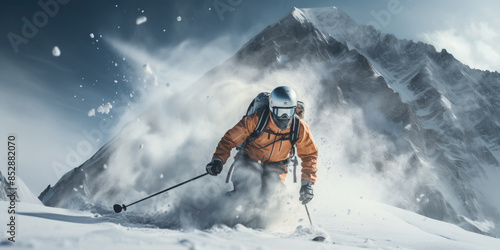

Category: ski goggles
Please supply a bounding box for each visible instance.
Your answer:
[273,107,295,118]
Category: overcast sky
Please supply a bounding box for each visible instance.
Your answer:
[1,0,499,195]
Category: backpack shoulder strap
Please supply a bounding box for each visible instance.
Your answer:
[290,114,300,145]
[290,115,300,183]
[247,108,270,143]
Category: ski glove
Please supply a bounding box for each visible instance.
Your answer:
[299,180,314,204]
[206,158,223,176]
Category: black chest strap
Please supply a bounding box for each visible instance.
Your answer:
[227,114,301,184]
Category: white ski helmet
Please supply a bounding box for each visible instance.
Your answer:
[269,86,297,129]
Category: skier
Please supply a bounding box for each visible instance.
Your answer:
[205,86,318,206]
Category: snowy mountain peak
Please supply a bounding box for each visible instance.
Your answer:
[289,7,364,44]
[290,7,308,23]
[291,6,351,24]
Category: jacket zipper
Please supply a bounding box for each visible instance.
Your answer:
[232,131,247,142]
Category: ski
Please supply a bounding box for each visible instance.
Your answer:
[312,236,326,242]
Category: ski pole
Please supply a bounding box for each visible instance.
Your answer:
[304,204,314,227]
[305,204,326,242]
[113,173,209,213]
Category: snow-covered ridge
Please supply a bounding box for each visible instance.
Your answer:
[0,170,41,204]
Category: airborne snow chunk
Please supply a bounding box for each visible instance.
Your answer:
[136,16,147,25]
[52,46,61,57]
[97,102,112,114]
[88,109,96,117]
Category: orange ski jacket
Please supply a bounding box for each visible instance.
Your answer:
[213,112,318,184]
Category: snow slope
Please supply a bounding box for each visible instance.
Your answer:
[2,198,500,250]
